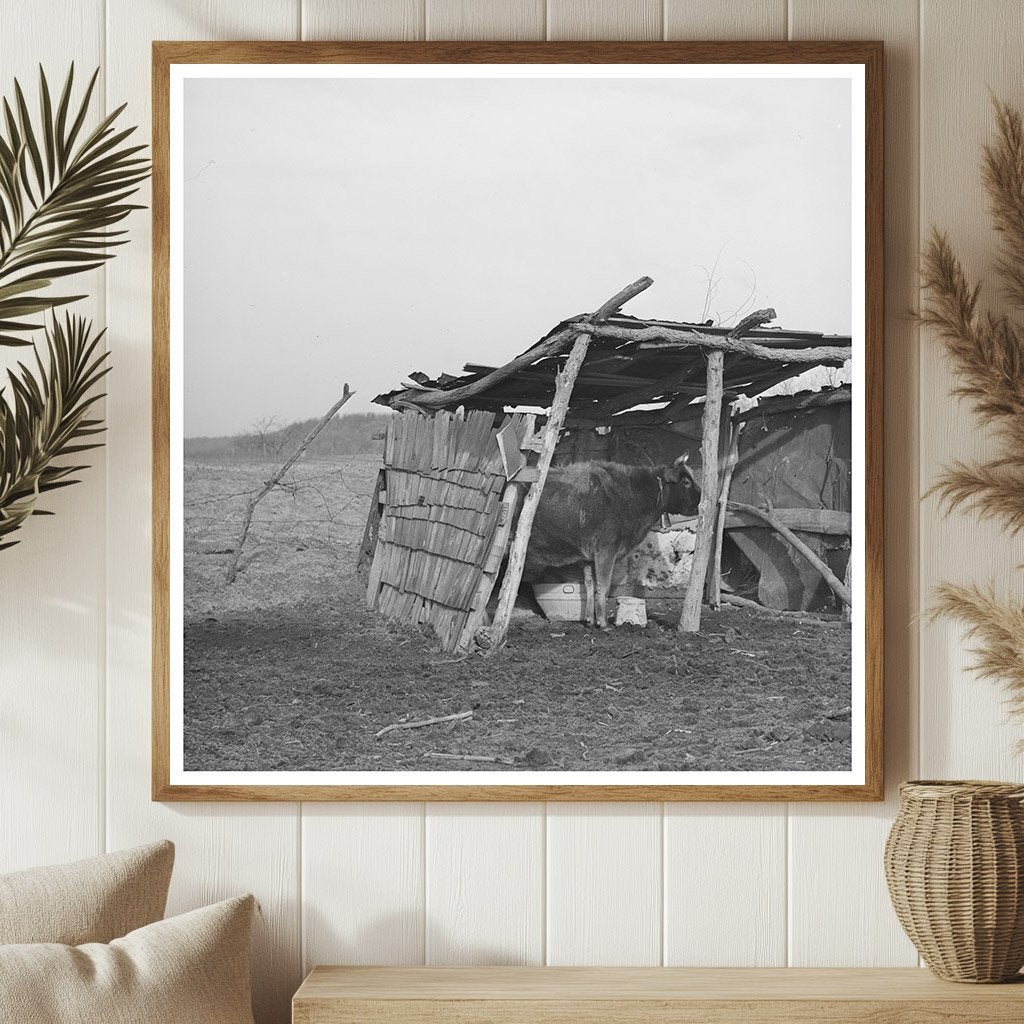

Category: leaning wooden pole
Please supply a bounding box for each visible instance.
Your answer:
[226,383,354,583]
[679,309,775,633]
[483,276,654,653]
[731,500,853,610]
[706,420,744,609]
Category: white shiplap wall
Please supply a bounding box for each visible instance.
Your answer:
[3,2,1023,1021]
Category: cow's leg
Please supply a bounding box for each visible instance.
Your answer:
[583,563,596,625]
[593,551,618,629]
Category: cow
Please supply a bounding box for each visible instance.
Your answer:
[521,455,701,628]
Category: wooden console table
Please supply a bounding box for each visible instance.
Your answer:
[293,965,1024,1022]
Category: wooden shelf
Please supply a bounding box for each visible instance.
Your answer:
[293,966,1024,1023]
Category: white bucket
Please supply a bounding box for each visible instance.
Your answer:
[532,582,585,622]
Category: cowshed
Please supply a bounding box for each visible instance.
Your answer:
[361,292,853,651]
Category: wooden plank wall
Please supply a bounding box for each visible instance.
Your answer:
[4,2,1024,1021]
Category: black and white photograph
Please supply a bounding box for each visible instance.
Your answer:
[159,48,880,797]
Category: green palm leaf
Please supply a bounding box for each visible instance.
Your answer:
[0,312,110,549]
[0,64,148,346]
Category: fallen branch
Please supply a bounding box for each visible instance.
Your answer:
[729,501,852,609]
[375,709,473,739]
[721,593,842,620]
[226,383,354,583]
[424,752,514,765]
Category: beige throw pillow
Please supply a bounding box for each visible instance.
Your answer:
[0,840,174,945]
[0,894,256,1024]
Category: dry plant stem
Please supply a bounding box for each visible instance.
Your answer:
[485,277,653,651]
[226,383,353,583]
[375,709,473,739]
[730,501,852,609]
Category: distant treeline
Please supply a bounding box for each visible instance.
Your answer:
[185,411,393,460]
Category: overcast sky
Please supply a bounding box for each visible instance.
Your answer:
[183,74,852,437]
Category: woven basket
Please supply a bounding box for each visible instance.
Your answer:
[885,780,1024,982]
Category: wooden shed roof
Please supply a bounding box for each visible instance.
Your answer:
[375,313,852,425]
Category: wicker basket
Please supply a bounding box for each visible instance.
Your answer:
[885,780,1024,982]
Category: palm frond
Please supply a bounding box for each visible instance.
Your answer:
[0,65,148,346]
[0,312,109,548]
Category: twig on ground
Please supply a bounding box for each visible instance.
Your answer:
[375,709,473,739]
[735,740,781,755]
[429,652,470,665]
[424,752,514,765]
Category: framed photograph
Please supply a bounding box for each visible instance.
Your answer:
[153,41,883,801]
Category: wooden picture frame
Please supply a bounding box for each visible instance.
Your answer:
[153,40,883,801]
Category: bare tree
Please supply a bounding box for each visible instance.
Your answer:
[234,416,290,458]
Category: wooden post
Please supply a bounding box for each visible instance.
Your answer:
[226,383,353,583]
[679,309,776,633]
[842,553,853,622]
[706,420,743,609]
[482,277,653,653]
[454,483,523,652]
[679,350,724,633]
[355,467,386,575]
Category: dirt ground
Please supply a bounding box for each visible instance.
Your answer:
[183,457,852,773]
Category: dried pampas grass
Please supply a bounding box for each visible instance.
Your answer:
[931,584,1024,712]
[921,98,1024,721]
[928,461,1024,537]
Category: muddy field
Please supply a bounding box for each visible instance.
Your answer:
[183,457,852,772]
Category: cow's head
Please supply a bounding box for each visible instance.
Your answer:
[657,453,701,515]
